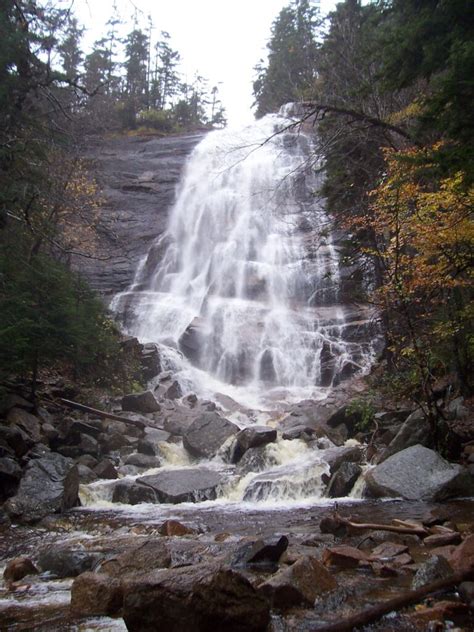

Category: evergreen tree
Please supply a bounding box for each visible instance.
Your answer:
[253,0,320,117]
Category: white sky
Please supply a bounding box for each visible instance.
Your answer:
[73,0,337,125]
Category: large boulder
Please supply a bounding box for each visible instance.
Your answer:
[38,546,102,578]
[100,539,171,577]
[0,457,22,501]
[122,390,161,414]
[258,555,337,608]
[365,444,474,501]
[7,408,41,443]
[112,479,158,505]
[71,572,123,616]
[376,409,432,463]
[140,343,162,381]
[4,453,79,523]
[137,467,225,503]
[122,563,270,632]
[183,412,239,458]
[326,461,362,498]
[231,426,277,463]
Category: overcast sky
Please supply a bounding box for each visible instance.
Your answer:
[74,0,337,125]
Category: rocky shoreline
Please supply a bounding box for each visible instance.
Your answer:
[1,338,473,630]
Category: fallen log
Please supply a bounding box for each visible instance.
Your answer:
[322,512,429,537]
[58,398,146,430]
[313,569,473,632]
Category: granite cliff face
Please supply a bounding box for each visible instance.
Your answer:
[74,131,205,301]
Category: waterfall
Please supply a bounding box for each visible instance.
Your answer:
[112,108,378,409]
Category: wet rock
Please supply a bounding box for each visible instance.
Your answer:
[122,563,270,632]
[141,342,162,381]
[0,423,33,457]
[231,426,277,463]
[178,318,203,364]
[77,464,98,483]
[364,444,474,501]
[231,536,289,569]
[38,546,102,578]
[163,380,183,400]
[326,404,364,436]
[142,427,171,443]
[124,453,161,469]
[112,479,157,504]
[76,454,98,469]
[449,535,474,574]
[0,509,11,530]
[0,457,22,501]
[71,571,123,616]
[7,408,41,443]
[326,461,361,498]
[258,555,337,608]
[368,542,409,562]
[122,390,161,414]
[94,459,118,480]
[282,425,316,441]
[411,555,453,590]
[137,439,158,456]
[424,531,462,547]
[79,433,100,457]
[137,468,224,503]
[158,519,196,536]
[319,445,362,474]
[236,446,277,476]
[183,412,239,458]
[376,409,432,463]
[101,539,171,577]
[4,453,79,523]
[459,581,474,609]
[3,557,38,582]
[322,546,369,569]
[100,430,136,452]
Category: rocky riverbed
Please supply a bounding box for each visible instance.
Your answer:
[1,338,473,631]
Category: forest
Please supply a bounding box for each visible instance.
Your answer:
[0,0,473,429]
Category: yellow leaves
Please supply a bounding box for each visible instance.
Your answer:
[387,100,425,126]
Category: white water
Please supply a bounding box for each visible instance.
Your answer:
[112,109,377,409]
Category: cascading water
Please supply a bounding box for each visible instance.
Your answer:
[112,107,378,409]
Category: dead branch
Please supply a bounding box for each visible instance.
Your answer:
[58,398,146,430]
[327,512,429,537]
[300,101,415,143]
[312,569,473,631]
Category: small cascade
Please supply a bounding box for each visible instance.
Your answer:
[112,106,379,408]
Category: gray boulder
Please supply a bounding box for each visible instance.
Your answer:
[141,343,162,381]
[0,457,22,501]
[4,453,79,523]
[122,563,270,632]
[365,444,474,501]
[38,546,102,578]
[112,480,157,504]
[183,412,239,458]
[376,408,432,463]
[326,462,362,498]
[122,391,161,414]
[258,555,337,608]
[231,426,277,463]
[124,453,161,469]
[137,467,224,503]
[7,408,41,443]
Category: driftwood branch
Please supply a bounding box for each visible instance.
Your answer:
[313,570,472,631]
[58,398,146,430]
[334,513,429,537]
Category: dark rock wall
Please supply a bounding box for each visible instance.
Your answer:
[73,131,205,301]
